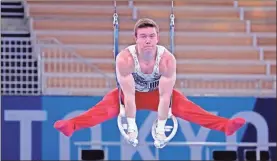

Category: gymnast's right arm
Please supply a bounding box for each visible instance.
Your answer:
[116,50,136,118]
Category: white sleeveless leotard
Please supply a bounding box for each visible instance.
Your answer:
[127,45,166,92]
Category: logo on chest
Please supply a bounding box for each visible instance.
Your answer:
[132,73,161,90]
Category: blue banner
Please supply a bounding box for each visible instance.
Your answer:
[1,95,276,160]
[1,96,43,160]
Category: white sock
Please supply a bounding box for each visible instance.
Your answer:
[127,117,136,131]
[156,119,167,133]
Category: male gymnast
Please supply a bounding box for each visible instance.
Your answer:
[54,18,246,144]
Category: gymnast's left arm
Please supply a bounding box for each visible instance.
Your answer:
[158,51,177,120]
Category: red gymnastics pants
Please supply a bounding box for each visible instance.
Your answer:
[54,88,245,137]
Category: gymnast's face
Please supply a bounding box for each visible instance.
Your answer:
[135,27,159,54]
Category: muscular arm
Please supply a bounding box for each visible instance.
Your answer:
[116,50,136,118]
[158,50,177,120]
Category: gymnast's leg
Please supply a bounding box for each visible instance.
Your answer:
[54,88,120,137]
[171,89,246,135]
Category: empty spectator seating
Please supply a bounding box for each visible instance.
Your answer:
[25,0,276,96]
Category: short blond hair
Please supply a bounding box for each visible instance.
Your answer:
[134,18,159,37]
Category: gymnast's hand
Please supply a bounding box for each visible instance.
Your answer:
[116,49,138,140]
